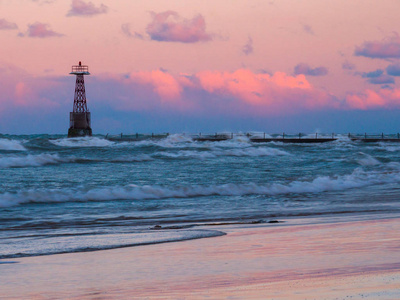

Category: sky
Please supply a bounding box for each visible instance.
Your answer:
[1,0,400,134]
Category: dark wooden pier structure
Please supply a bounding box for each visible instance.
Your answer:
[105,132,338,143]
[349,133,400,142]
[104,132,400,143]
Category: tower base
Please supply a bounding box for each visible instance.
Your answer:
[68,127,92,138]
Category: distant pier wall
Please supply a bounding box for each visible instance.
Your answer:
[104,132,400,143]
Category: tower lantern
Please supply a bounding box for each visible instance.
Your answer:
[68,61,92,137]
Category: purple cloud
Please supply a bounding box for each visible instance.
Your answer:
[24,22,63,38]
[368,75,395,85]
[386,63,400,76]
[67,0,108,17]
[121,23,144,39]
[146,11,212,43]
[357,69,394,84]
[294,63,328,76]
[242,36,253,55]
[0,19,18,30]
[354,34,400,59]
[361,69,384,78]
[342,60,355,70]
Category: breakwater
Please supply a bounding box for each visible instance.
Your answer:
[104,132,400,143]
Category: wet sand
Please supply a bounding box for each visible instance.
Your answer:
[2,216,400,299]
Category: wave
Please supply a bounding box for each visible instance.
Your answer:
[50,137,115,148]
[356,152,381,166]
[0,153,74,168]
[2,165,400,207]
[156,147,289,159]
[0,229,225,259]
[0,146,284,168]
[0,138,26,151]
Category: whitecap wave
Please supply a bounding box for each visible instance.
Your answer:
[50,137,115,148]
[156,147,289,159]
[356,152,381,166]
[0,154,73,168]
[2,166,400,207]
[0,139,26,151]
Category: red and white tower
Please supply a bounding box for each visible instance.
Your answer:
[68,61,92,137]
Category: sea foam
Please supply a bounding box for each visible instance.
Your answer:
[2,165,400,207]
[0,139,26,151]
[0,154,74,168]
[50,137,115,148]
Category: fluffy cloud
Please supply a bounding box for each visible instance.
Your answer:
[102,69,400,115]
[67,0,108,17]
[23,22,63,38]
[294,63,328,76]
[97,69,340,116]
[354,34,400,59]
[0,63,66,111]
[145,11,212,43]
[345,88,400,110]
[386,64,400,76]
[0,19,18,30]
[361,69,384,78]
[359,69,395,85]
[368,75,395,85]
[2,65,400,128]
[242,36,253,55]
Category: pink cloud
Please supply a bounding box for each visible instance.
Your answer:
[24,22,63,38]
[0,63,66,112]
[345,88,400,110]
[100,69,400,115]
[354,33,400,59]
[128,70,182,101]
[146,11,212,43]
[67,0,108,17]
[98,69,337,115]
[193,69,333,114]
[0,19,18,30]
[3,64,400,127]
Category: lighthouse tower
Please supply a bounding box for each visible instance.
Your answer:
[68,61,92,137]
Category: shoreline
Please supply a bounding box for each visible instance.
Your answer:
[2,214,400,299]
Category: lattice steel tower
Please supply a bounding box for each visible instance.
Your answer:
[68,61,92,137]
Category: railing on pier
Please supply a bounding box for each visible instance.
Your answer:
[105,133,170,141]
[104,132,338,143]
[348,133,400,142]
[103,132,400,143]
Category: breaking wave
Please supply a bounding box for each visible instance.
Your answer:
[356,152,381,166]
[0,138,26,151]
[2,166,400,207]
[50,137,115,148]
[156,147,289,159]
[0,154,74,168]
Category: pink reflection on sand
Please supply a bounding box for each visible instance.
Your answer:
[2,217,400,299]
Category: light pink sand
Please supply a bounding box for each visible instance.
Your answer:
[2,217,400,299]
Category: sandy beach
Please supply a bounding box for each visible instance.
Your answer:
[2,215,400,299]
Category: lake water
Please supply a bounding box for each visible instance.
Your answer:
[1,134,400,259]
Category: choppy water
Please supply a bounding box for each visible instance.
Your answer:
[1,133,400,259]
